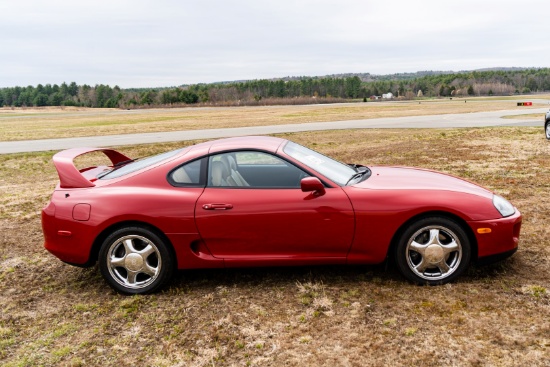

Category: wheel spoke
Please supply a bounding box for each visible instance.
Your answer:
[110,256,126,267]
[414,257,430,274]
[436,260,451,274]
[123,238,137,254]
[143,263,158,277]
[140,244,155,258]
[428,229,441,246]
[442,239,459,255]
[409,240,427,256]
[126,270,138,285]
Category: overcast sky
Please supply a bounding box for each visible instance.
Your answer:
[1,0,548,88]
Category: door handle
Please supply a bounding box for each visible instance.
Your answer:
[202,203,233,210]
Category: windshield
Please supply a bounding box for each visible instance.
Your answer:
[283,141,357,186]
[98,148,184,179]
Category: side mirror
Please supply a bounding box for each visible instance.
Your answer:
[300,177,326,196]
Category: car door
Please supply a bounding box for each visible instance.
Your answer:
[194,151,355,263]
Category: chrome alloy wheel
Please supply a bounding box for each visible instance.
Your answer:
[405,225,462,281]
[546,123,550,140]
[107,234,162,289]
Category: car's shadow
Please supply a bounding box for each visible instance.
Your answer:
[65,256,521,296]
[169,263,395,292]
[165,256,521,294]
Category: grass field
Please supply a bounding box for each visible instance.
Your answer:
[501,113,543,120]
[0,120,549,365]
[0,96,548,141]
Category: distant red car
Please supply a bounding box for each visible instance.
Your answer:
[42,136,521,294]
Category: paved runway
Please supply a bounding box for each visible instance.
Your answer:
[0,107,545,154]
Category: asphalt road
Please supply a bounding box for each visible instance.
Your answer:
[0,107,545,154]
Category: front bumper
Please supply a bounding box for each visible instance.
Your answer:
[467,209,522,261]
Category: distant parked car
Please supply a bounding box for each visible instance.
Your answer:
[545,110,550,139]
[42,136,522,294]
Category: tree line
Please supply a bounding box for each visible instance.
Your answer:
[1,68,549,108]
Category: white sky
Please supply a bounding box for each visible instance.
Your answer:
[0,0,548,88]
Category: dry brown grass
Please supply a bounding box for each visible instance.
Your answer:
[501,113,544,120]
[0,97,548,141]
[1,126,549,366]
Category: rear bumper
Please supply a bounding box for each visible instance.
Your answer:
[42,202,95,266]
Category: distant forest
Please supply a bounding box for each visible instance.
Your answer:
[2,68,550,108]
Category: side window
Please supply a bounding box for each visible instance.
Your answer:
[169,158,204,186]
[208,151,308,188]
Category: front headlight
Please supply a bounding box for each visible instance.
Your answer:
[493,194,515,217]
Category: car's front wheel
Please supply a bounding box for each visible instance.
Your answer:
[99,227,173,294]
[545,122,550,140]
[395,217,471,285]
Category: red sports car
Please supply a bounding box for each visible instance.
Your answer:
[42,136,522,294]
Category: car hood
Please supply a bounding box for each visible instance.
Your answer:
[352,166,493,198]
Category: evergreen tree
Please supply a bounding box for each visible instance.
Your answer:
[33,93,48,106]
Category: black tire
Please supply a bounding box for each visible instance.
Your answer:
[395,217,471,285]
[545,121,550,140]
[99,226,173,295]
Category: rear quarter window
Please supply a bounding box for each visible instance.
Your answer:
[169,158,205,186]
[99,149,184,180]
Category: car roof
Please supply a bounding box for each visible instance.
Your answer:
[190,136,288,155]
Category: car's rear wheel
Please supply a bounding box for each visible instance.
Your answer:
[395,217,471,285]
[545,122,550,140]
[99,227,173,294]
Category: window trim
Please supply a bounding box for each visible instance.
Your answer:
[166,149,333,189]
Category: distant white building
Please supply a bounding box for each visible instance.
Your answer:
[382,92,393,99]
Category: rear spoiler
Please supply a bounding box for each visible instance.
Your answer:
[53,147,131,188]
